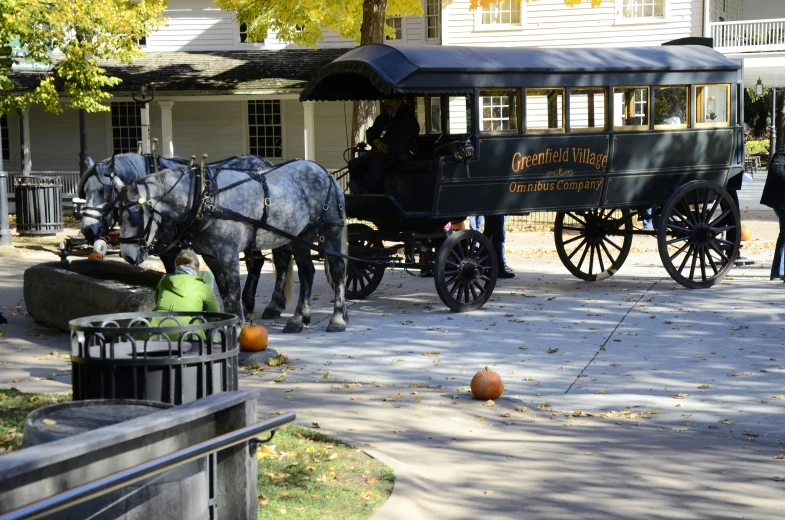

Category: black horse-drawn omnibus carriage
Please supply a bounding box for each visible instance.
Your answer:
[300,43,744,312]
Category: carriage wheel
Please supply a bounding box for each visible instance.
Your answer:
[342,223,385,300]
[657,180,739,289]
[434,230,497,312]
[554,209,633,281]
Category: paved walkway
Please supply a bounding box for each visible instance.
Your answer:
[1,212,785,518]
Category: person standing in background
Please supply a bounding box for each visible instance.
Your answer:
[760,147,785,280]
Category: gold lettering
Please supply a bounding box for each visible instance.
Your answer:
[512,152,522,173]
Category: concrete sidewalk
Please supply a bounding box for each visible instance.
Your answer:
[2,216,785,518]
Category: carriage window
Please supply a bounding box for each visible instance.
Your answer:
[248,100,282,159]
[613,87,649,130]
[448,96,472,135]
[696,84,730,126]
[525,88,564,133]
[569,88,607,132]
[654,86,688,128]
[414,96,442,135]
[479,90,518,133]
[111,102,142,154]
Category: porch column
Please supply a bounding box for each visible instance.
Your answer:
[0,117,11,246]
[303,101,316,161]
[21,110,31,176]
[140,103,151,153]
[158,101,175,157]
[702,0,711,38]
[772,88,778,154]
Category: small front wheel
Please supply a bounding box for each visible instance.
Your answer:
[434,230,497,312]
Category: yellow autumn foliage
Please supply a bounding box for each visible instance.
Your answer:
[0,0,166,114]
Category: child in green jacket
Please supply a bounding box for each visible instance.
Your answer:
[154,250,219,312]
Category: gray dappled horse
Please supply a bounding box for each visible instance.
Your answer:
[77,152,279,314]
[117,161,349,332]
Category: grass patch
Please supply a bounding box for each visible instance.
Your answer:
[257,424,394,519]
[0,388,71,455]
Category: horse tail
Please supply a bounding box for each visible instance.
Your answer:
[283,252,295,307]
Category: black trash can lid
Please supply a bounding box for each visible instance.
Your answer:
[23,399,171,447]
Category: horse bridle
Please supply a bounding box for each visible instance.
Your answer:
[117,166,197,262]
[80,155,125,224]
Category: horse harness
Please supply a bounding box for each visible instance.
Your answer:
[119,161,346,260]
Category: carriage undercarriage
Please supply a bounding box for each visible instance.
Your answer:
[334,178,740,312]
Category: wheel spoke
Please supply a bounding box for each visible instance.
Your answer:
[708,209,733,229]
[669,238,692,262]
[562,226,588,233]
[603,236,623,252]
[707,240,730,264]
[705,246,720,274]
[699,246,707,281]
[469,282,479,301]
[679,199,697,227]
[671,206,694,229]
[689,246,699,280]
[600,240,615,268]
[444,273,459,287]
[704,194,721,224]
[700,189,711,222]
[588,244,595,275]
[471,279,487,296]
[568,238,588,261]
[676,243,695,272]
[566,212,587,226]
[576,242,590,272]
[562,233,586,246]
[666,235,691,246]
[596,243,605,272]
[450,279,462,298]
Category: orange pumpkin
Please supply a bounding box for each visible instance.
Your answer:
[87,252,104,260]
[470,366,504,400]
[740,225,752,242]
[239,322,268,351]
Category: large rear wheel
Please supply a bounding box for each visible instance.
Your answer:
[554,209,633,281]
[434,230,497,312]
[657,181,739,289]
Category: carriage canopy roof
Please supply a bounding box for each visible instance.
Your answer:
[299,44,742,102]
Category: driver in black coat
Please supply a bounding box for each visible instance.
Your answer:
[349,97,420,194]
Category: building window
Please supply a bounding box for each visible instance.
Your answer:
[137,36,147,46]
[569,88,607,132]
[526,88,564,133]
[613,87,649,129]
[111,102,142,154]
[239,23,248,43]
[654,86,688,127]
[621,0,664,19]
[482,0,521,25]
[696,85,729,126]
[1,115,9,161]
[386,16,402,40]
[480,90,518,133]
[248,100,282,159]
[426,0,441,39]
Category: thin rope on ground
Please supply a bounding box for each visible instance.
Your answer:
[565,277,665,394]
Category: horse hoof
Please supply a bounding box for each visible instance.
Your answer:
[282,322,304,333]
[262,309,282,319]
[326,323,346,333]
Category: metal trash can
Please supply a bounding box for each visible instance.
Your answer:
[14,175,63,236]
[22,399,209,520]
[70,312,240,405]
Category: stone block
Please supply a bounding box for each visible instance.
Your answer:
[23,260,164,332]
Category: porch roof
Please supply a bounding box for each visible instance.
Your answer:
[7,48,352,95]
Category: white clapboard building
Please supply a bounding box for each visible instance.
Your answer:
[1,0,783,195]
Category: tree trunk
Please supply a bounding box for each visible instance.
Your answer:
[351,0,389,147]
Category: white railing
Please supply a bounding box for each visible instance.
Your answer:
[711,18,785,53]
[4,171,81,196]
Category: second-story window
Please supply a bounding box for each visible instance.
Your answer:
[111,102,142,154]
[386,16,402,40]
[248,100,282,159]
[621,0,664,20]
[426,0,441,40]
[482,0,521,25]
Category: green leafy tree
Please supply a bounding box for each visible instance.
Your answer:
[0,0,167,115]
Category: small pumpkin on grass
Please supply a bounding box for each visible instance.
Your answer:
[471,366,504,400]
[239,320,268,351]
[740,225,752,242]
